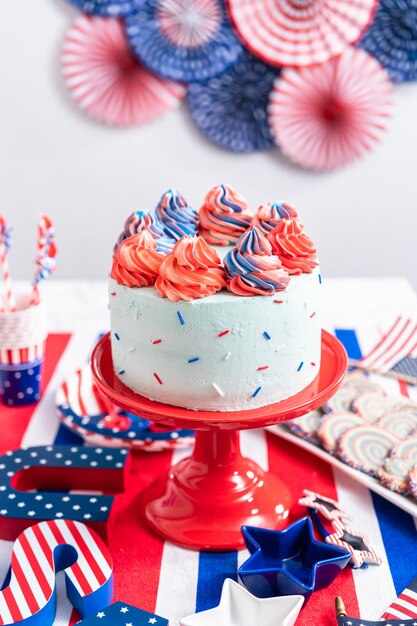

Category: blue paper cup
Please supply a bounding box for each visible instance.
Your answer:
[0,356,44,407]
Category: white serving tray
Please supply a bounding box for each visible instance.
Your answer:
[268,424,417,519]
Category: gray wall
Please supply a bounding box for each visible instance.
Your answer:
[1,0,417,287]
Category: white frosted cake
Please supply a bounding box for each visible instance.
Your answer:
[109,185,322,412]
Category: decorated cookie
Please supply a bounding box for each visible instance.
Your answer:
[286,410,322,445]
[353,393,394,423]
[391,438,417,464]
[379,457,412,495]
[409,465,417,498]
[318,412,364,454]
[338,425,398,477]
[298,489,351,521]
[377,411,417,440]
[325,518,383,568]
[344,371,386,397]
[323,385,357,414]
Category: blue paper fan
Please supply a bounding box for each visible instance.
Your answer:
[124,0,243,83]
[187,51,279,153]
[68,0,142,16]
[359,0,417,82]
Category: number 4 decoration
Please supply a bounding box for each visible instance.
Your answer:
[0,519,113,625]
[0,445,130,541]
[75,601,169,625]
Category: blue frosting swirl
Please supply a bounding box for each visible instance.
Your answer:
[115,209,175,255]
[224,228,289,294]
[155,189,198,241]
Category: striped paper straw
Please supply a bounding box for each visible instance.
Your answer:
[0,215,16,313]
[29,214,56,307]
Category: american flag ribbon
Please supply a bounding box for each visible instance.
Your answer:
[1,328,417,626]
[360,317,417,373]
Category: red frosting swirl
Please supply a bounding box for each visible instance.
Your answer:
[111,230,164,287]
[155,236,226,301]
[198,184,252,245]
[268,219,318,275]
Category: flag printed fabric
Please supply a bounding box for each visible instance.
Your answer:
[382,575,417,621]
[0,326,417,626]
[360,316,417,372]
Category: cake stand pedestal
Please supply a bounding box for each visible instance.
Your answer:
[91,331,347,551]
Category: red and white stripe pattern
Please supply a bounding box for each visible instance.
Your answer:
[62,16,186,127]
[382,576,417,620]
[325,518,383,569]
[360,317,417,372]
[0,342,45,365]
[268,47,393,172]
[0,216,15,314]
[227,0,377,67]
[56,365,195,451]
[0,519,112,625]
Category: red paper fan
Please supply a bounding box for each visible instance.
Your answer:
[227,0,377,67]
[268,48,393,171]
[62,16,186,127]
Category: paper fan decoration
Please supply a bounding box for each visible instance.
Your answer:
[67,0,142,17]
[227,0,377,67]
[62,16,186,126]
[268,47,393,171]
[187,51,278,152]
[359,0,417,83]
[124,0,243,82]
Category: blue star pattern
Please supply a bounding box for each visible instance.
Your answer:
[239,517,351,603]
[391,355,417,379]
[0,357,43,407]
[67,0,143,17]
[187,51,279,153]
[76,601,168,625]
[0,445,129,533]
[359,0,417,82]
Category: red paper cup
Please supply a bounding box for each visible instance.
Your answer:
[0,294,47,407]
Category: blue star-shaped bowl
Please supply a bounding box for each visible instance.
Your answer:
[124,0,243,83]
[359,0,417,83]
[67,0,143,17]
[187,51,279,153]
[239,517,351,603]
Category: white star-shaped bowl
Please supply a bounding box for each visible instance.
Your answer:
[180,579,303,626]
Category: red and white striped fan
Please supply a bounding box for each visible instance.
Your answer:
[227,0,377,67]
[268,47,393,171]
[62,16,186,127]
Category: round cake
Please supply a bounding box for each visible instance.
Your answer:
[109,185,322,412]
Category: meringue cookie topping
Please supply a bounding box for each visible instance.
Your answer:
[111,230,165,288]
[198,183,252,245]
[224,228,290,296]
[114,209,174,255]
[155,236,226,302]
[268,218,318,275]
[252,202,299,235]
[155,189,198,240]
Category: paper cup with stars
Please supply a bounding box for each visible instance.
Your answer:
[187,50,279,152]
[124,0,243,82]
[0,294,47,407]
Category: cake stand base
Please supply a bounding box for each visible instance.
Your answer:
[144,430,290,550]
[91,330,347,551]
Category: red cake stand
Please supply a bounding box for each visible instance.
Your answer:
[91,331,347,551]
